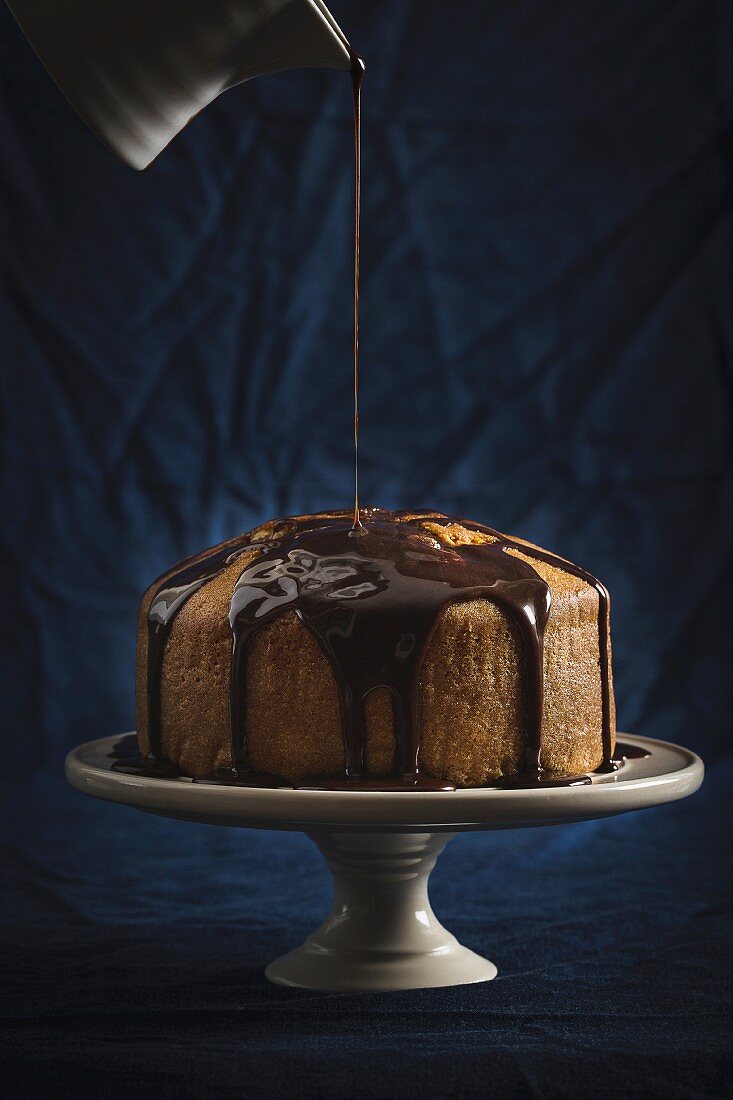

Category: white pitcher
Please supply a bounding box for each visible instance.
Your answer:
[6,0,353,169]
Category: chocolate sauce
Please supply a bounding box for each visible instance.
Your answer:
[295,773,456,792]
[142,508,623,790]
[595,739,651,773]
[144,535,253,757]
[349,52,365,530]
[110,735,284,786]
[456,518,614,763]
[614,742,651,760]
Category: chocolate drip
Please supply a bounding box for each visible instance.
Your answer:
[144,536,252,757]
[614,742,650,759]
[456,518,614,762]
[595,739,651,773]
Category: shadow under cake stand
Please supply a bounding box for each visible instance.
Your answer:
[65,734,703,992]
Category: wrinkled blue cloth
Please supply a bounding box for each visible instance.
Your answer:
[0,0,731,1095]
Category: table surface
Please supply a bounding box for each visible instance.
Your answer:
[1,752,731,1100]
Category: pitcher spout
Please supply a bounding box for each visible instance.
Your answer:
[6,0,354,169]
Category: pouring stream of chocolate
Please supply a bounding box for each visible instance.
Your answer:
[139,58,628,791]
[350,53,364,530]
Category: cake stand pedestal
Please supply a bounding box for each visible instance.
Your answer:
[65,734,703,992]
[266,830,497,989]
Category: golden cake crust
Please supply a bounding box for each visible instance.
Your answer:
[136,512,615,785]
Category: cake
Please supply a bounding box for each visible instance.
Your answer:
[135,508,616,788]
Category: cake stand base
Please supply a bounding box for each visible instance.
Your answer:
[265,831,496,990]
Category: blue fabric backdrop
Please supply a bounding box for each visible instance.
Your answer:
[0,1,731,1096]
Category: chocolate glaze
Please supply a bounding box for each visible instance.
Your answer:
[295,772,456,792]
[111,736,284,786]
[613,742,650,760]
[142,508,621,790]
[596,739,651,773]
[455,518,614,762]
[145,535,252,757]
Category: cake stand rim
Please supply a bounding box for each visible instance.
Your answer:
[64,733,704,832]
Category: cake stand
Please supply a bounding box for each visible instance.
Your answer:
[65,733,703,992]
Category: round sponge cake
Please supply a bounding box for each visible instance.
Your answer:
[135,510,615,786]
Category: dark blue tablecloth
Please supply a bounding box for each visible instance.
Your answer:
[1,0,732,1093]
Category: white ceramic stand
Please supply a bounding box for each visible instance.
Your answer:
[65,734,703,992]
[266,831,497,990]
